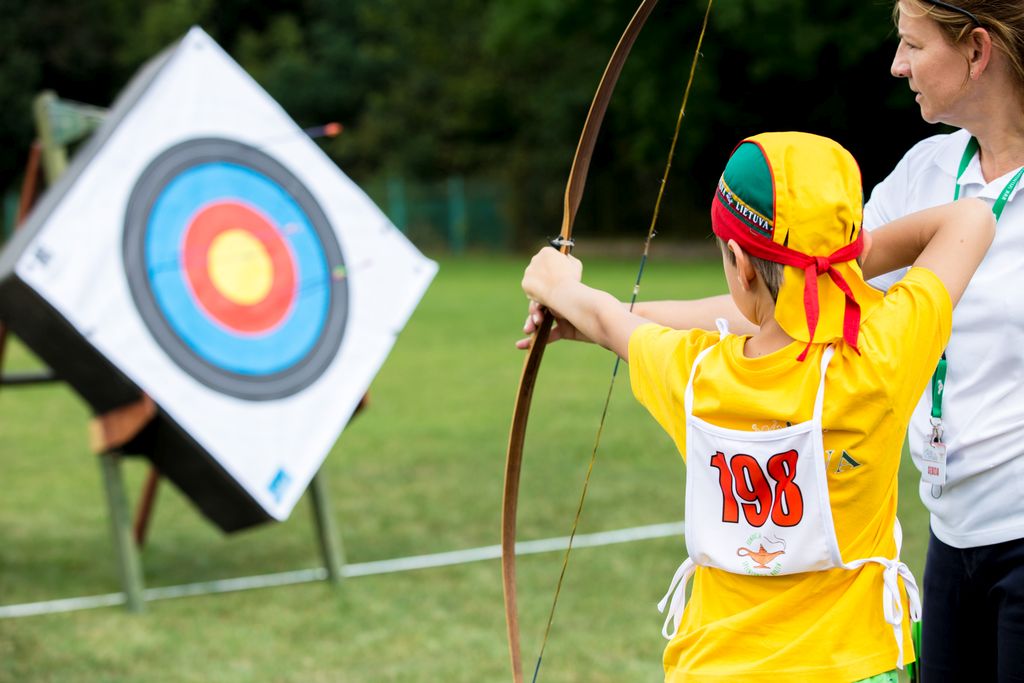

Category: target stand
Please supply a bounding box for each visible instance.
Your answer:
[0,29,436,612]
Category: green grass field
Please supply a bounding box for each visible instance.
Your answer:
[0,253,928,682]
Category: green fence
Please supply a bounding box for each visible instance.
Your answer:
[1,174,513,254]
[364,175,512,254]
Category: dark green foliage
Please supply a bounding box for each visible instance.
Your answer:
[0,0,939,244]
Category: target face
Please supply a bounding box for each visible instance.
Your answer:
[7,27,437,526]
[123,138,348,400]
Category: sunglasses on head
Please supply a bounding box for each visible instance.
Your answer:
[919,0,982,27]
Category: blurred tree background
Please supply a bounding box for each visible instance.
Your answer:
[0,0,938,249]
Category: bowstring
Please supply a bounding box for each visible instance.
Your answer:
[529,2,714,681]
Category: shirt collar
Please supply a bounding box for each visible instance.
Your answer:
[935,128,1024,202]
[934,128,973,179]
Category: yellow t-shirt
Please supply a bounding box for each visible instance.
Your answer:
[628,267,951,683]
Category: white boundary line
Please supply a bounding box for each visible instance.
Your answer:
[0,520,684,619]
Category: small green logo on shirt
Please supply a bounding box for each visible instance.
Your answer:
[828,449,861,473]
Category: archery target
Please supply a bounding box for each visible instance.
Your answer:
[0,26,437,529]
[124,138,348,400]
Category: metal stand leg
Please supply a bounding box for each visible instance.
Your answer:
[308,472,345,585]
[98,453,145,612]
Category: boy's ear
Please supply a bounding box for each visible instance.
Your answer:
[727,239,757,292]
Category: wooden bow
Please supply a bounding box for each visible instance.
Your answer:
[501,2,660,681]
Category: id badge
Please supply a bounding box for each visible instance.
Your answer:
[921,439,947,486]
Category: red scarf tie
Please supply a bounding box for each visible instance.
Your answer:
[712,200,864,361]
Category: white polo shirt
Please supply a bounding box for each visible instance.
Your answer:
[865,127,1024,549]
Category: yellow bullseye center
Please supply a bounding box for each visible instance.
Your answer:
[207,229,273,305]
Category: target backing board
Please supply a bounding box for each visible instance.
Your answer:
[0,27,437,530]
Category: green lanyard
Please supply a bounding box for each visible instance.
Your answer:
[932,138,1024,421]
[953,136,1024,220]
[931,355,946,420]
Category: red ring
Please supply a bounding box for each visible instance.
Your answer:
[181,201,297,334]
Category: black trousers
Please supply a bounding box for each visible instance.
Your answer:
[921,528,1024,682]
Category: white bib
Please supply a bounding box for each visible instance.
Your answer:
[657,328,921,669]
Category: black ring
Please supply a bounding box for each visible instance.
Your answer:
[123,138,348,401]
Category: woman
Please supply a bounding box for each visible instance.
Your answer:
[864,2,1024,679]
[519,1,1024,678]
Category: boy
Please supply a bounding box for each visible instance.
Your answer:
[520,132,993,682]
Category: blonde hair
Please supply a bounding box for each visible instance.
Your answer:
[716,237,784,301]
[895,0,1024,94]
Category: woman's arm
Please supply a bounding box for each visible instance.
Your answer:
[861,199,995,305]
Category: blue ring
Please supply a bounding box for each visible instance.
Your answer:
[123,137,349,401]
[145,163,329,376]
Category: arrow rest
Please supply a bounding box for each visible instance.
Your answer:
[548,236,576,253]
